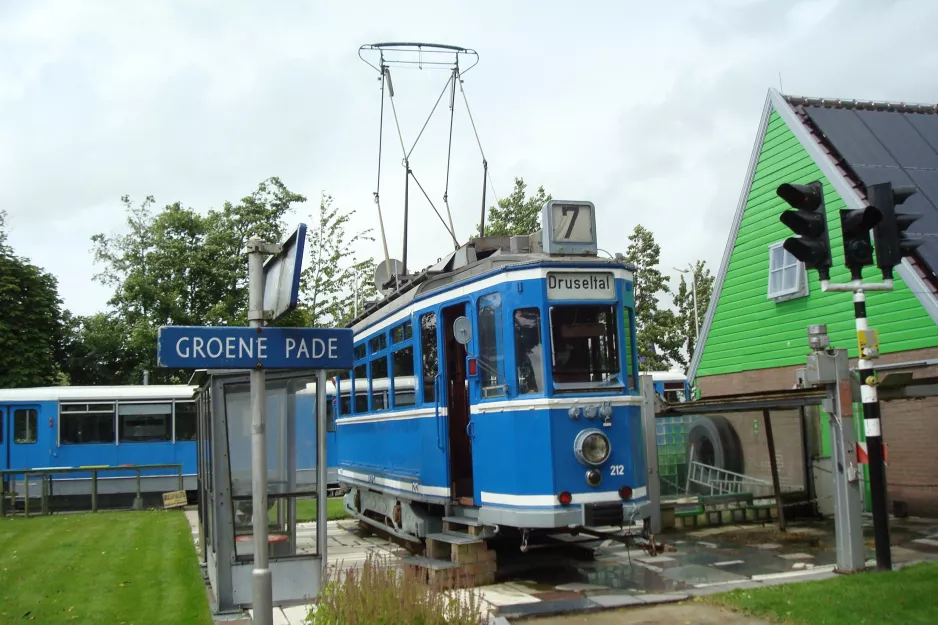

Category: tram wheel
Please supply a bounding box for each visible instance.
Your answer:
[687,415,743,475]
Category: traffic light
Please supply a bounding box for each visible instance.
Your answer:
[870,181,922,280]
[839,205,882,280]
[777,180,833,280]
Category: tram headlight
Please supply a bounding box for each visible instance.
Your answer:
[573,429,611,466]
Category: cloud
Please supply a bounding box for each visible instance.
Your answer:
[1,0,937,317]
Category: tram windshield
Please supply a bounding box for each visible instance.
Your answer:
[548,304,622,391]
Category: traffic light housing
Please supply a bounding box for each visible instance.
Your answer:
[839,205,882,280]
[777,180,833,280]
[870,181,922,280]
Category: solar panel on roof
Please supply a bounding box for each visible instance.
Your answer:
[803,105,938,280]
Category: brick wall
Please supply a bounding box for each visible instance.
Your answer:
[695,347,938,518]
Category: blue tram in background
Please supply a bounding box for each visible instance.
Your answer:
[334,200,653,545]
[0,384,199,499]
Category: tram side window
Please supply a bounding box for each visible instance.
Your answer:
[514,308,544,395]
[352,362,368,413]
[392,345,416,407]
[371,355,389,411]
[478,293,507,397]
[14,409,38,444]
[549,305,620,386]
[119,403,172,442]
[175,401,198,441]
[60,403,116,445]
[420,312,438,403]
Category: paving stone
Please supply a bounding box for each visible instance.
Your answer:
[496,597,601,620]
[636,592,690,604]
[554,582,609,592]
[756,543,783,550]
[280,604,310,624]
[662,564,748,586]
[532,590,585,602]
[590,593,645,607]
[633,554,676,564]
[476,584,541,607]
[777,552,815,560]
[712,559,745,567]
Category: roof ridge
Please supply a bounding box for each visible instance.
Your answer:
[783,94,938,114]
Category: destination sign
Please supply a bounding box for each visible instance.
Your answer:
[546,272,615,300]
[157,326,354,370]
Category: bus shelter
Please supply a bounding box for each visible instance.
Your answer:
[192,368,326,614]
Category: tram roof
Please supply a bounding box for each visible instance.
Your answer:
[0,384,198,402]
[348,239,634,335]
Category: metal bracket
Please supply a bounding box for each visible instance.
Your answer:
[244,240,283,256]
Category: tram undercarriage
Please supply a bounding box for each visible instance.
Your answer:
[342,484,665,581]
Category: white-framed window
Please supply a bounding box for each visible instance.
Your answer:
[767,241,809,301]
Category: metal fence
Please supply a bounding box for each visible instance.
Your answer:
[0,464,184,517]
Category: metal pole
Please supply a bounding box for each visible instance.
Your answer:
[762,410,786,531]
[854,289,891,570]
[691,268,700,339]
[638,373,661,534]
[402,162,410,278]
[316,369,329,582]
[248,239,273,625]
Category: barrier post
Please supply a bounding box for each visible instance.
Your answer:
[41,475,49,516]
[92,470,98,513]
[177,465,184,492]
[133,468,143,510]
[24,473,30,518]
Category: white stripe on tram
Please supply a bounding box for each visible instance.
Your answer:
[335,407,444,425]
[470,395,642,414]
[480,486,648,507]
[338,468,451,498]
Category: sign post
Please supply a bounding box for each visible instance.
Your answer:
[157,226,352,625]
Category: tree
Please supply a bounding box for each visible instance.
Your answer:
[0,210,69,387]
[624,224,683,371]
[300,192,378,327]
[673,260,714,368]
[61,312,137,386]
[90,177,308,384]
[475,177,551,237]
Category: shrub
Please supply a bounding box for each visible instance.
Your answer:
[307,550,491,625]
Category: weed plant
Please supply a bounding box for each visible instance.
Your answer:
[307,550,490,625]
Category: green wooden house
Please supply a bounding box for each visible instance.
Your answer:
[688,88,938,518]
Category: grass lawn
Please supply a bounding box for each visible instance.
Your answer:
[706,560,938,624]
[295,497,349,522]
[0,510,210,625]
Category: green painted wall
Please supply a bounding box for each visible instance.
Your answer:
[697,110,938,378]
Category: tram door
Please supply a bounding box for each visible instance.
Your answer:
[442,304,474,505]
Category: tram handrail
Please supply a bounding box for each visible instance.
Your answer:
[0,463,185,517]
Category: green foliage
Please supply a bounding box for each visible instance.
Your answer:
[309,550,489,625]
[673,260,714,368]
[624,224,682,371]
[88,178,307,384]
[301,192,378,327]
[0,210,70,388]
[706,560,938,624]
[475,177,550,237]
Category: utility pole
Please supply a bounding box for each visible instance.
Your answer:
[674,263,700,339]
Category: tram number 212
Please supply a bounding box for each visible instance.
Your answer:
[610,465,625,476]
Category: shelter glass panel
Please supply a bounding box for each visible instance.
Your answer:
[514,308,544,395]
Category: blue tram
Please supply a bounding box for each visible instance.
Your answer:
[334,200,653,545]
[0,384,199,499]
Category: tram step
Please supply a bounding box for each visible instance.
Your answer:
[426,531,484,545]
[442,515,484,527]
[401,555,461,570]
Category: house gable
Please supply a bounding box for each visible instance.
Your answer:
[691,91,938,381]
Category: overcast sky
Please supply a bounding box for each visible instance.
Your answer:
[3,0,937,318]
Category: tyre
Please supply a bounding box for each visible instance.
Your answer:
[686,415,744,475]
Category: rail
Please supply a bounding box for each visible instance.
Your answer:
[0,463,185,517]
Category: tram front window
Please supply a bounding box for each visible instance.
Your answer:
[549,305,621,390]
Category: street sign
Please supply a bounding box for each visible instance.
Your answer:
[157,325,354,370]
[263,224,307,321]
